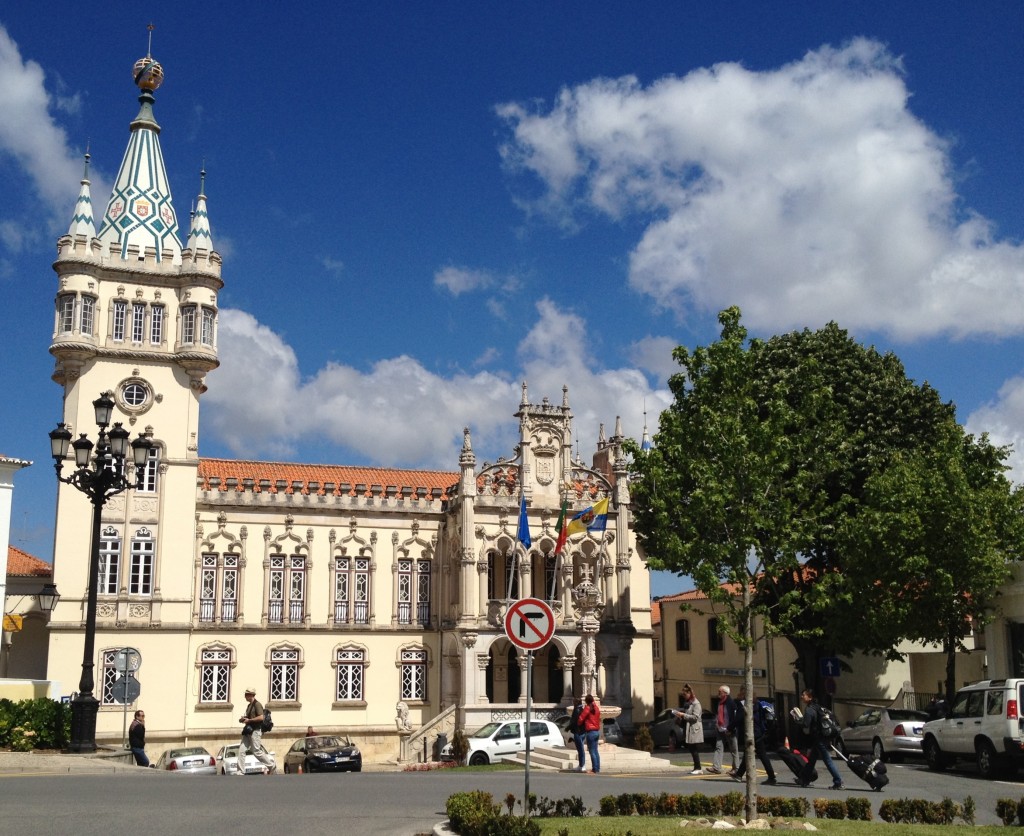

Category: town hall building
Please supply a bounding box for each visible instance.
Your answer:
[44,51,654,759]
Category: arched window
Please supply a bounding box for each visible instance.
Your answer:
[197,644,234,704]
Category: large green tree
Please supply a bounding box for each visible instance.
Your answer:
[630,307,1021,696]
[839,424,1024,704]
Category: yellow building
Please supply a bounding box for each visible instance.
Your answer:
[44,52,653,760]
[653,586,984,728]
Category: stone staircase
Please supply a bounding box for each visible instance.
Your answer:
[504,743,674,773]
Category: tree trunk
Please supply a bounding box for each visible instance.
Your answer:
[743,583,757,822]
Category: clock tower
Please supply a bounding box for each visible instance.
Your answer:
[48,52,221,630]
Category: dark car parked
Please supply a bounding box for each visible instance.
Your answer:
[649,708,718,749]
[282,735,362,774]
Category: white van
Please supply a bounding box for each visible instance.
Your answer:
[921,679,1024,778]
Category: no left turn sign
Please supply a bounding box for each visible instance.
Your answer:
[504,597,556,651]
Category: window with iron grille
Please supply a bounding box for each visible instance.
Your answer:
[129,528,154,595]
[181,305,196,345]
[222,556,238,622]
[199,554,217,622]
[100,649,119,705]
[397,559,412,624]
[336,648,365,701]
[268,557,285,623]
[80,296,95,336]
[353,558,370,624]
[98,528,121,595]
[334,558,350,622]
[112,299,127,341]
[136,446,159,493]
[200,307,215,346]
[416,560,431,625]
[131,302,145,343]
[56,293,75,334]
[400,649,428,701]
[199,648,231,703]
[150,304,163,344]
[289,556,305,622]
[269,648,299,702]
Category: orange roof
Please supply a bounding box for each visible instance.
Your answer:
[7,546,52,577]
[198,458,457,498]
[651,599,661,626]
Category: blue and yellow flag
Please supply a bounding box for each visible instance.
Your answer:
[564,497,609,538]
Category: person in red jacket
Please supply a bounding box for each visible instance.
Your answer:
[579,694,601,773]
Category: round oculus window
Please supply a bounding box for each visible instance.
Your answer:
[120,381,151,410]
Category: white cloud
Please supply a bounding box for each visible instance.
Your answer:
[204,304,669,469]
[321,255,345,276]
[967,378,1024,487]
[498,38,1024,340]
[0,26,88,223]
[435,265,494,295]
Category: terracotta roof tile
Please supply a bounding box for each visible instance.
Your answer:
[198,458,457,499]
[7,546,52,577]
[651,600,661,626]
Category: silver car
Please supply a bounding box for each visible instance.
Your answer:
[215,743,270,775]
[839,707,929,762]
[154,746,218,775]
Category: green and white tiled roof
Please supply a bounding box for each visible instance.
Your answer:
[185,169,214,254]
[66,153,96,238]
[96,56,182,264]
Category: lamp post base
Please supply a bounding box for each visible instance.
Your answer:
[68,693,99,753]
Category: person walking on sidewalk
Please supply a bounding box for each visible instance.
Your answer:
[128,709,149,767]
[672,684,705,774]
[709,685,738,774]
[732,687,777,785]
[579,694,601,774]
[795,689,844,790]
[237,687,276,775]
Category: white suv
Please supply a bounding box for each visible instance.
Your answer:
[921,679,1024,778]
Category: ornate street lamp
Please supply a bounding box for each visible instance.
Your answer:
[37,583,60,615]
[48,392,152,753]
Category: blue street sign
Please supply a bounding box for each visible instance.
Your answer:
[819,657,841,678]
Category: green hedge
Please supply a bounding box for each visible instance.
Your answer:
[0,698,70,750]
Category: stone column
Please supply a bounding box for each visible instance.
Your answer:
[516,650,529,704]
[476,652,490,703]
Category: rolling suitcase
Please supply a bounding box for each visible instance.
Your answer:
[776,745,818,784]
[831,745,888,791]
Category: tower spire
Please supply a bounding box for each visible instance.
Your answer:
[66,150,96,239]
[185,167,214,254]
[96,48,182,264]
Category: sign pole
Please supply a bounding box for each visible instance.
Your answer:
[525,649,532,817]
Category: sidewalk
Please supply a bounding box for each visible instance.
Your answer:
[0,749,156,774]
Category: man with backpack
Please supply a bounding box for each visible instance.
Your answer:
[794,688,844,790]
[732,687,777,785]
[237,686,277,775]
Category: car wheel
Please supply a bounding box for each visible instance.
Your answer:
[283,763,289,774]
[871,738,887,763]
[305,759,318,774]
[924,737,948,771]
[977,739,1001,779]
[468,751,489,766]
[353,764,362,773]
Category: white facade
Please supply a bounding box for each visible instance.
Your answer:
[44,53,653,760]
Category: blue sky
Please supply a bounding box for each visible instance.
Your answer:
[1,3,1022,599]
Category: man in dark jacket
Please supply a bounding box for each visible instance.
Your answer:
[128,709,149,767]
[796,689,844,789]
[732,687,777,784]
[709,685,738,774]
